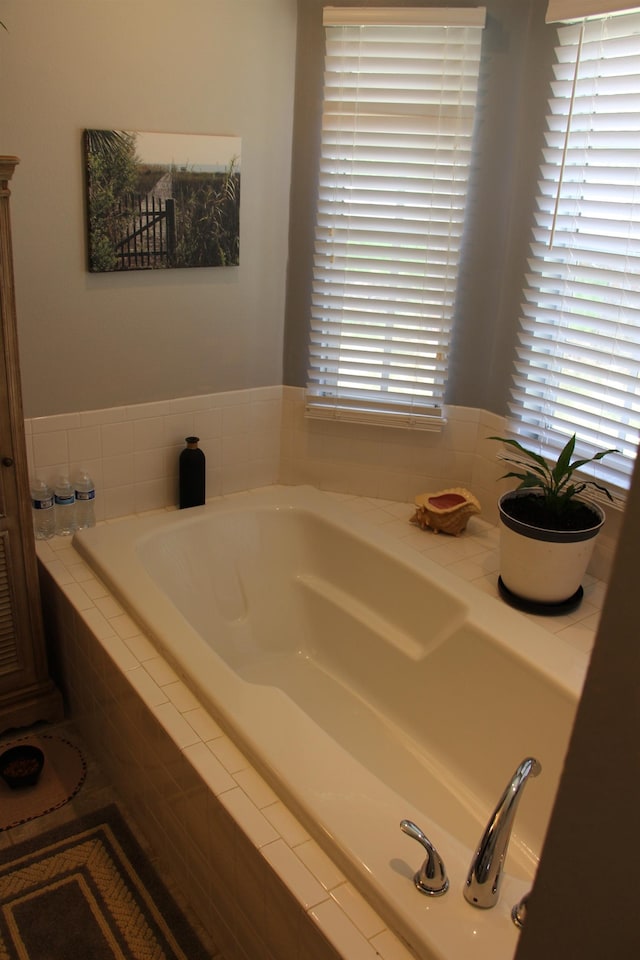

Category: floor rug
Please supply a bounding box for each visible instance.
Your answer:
[0,804,211,959]
[0,734,87,831]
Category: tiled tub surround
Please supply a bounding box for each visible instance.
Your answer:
[24,387,284,521]
[37,488,603,960]
[25,384,622,584]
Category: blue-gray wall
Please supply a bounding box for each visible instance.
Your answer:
[1,0,297,418]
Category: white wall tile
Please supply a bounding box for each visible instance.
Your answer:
[370,930,417,960]
[183,707,224,743]
[32,430,69,467]
[104,486,135,520]
[294,839,346,892]
[262,839,327,909]
[133,417,166,450]
[80,406,125,426]
[31,412,81,433]
[194,408,223,440]
[262,801,310,847]
[234,768,279,810]
[101,421,135,457]
[68,425,102,462]
[23,386,620,579]
[144,656,180,687]
[134,448,171,483]
[209,735,249,775]
[330,883,386,940]
[127,666,169,708]
[310,900,380,960]
[135,477,175,513]
[219,787,280,848]
[102,453,135,487]
[165,679,201,713]
[183,741,236,796]
[223,403,252,437]
[152,701,200,749]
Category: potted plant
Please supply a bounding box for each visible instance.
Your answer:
[489,434,619,610]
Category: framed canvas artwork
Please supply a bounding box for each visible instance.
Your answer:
[84,130,241,272]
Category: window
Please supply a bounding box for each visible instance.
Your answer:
[305,7,486,430]
[509,6,640,492]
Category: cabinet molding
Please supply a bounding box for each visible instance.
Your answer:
[0,156,63,732]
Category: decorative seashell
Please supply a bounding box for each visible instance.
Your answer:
[410,487,481,536]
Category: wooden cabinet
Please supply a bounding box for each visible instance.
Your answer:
[0,156,63,732]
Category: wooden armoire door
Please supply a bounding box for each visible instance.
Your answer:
[0,156,63,731]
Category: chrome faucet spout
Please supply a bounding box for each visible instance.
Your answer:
[464,757,541,909]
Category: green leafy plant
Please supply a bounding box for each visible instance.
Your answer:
[84,130,140,271]
[489,433,619,529]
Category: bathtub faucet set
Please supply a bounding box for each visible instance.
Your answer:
[400,756,541,926]
[399,820,449,896]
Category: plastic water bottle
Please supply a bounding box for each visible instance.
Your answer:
[54,476,76,536]
[30,478,55,540]
[74,471,96,530]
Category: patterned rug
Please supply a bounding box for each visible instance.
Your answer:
[0,734,87,831]
[0,805,211,959]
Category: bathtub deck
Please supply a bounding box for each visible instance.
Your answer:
[36,488,602,960]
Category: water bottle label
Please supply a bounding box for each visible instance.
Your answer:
[32,496,54,510]
[75,489,96,501]
[55,494,75,506]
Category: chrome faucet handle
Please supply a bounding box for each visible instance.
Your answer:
[512,891,530,928]
[400,819,449,896]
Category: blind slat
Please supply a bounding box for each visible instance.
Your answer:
[324,7,486,27]
[546,1,640,24]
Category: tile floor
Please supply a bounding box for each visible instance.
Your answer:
[0,718,225,960]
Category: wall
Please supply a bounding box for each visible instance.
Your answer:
[515,452,640,958]
[24,385,623,585]
[0,0,296,418]
[284,0,556,416]
[24,386,283,520]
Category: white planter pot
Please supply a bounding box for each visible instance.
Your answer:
[498,490,605,606]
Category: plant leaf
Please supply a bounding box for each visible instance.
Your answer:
[551,434,575,487]
[488,436,551,473]
[500,471,544,488]
[581,479,616,502]
[499,456,548,482]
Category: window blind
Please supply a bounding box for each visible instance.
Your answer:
[306,8,486,429]
[546,0,640,23]
[509,10,640,491]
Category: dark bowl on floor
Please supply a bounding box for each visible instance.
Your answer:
[0,744,45,789]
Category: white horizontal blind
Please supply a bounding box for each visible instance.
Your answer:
[306,9,485,429]
[546,1,640,23]
[510,10,640,491]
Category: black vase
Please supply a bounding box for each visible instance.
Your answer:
[179,436,206,509]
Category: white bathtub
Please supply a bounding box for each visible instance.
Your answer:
[73,485,584,960]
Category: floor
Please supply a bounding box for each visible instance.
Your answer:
[0,717,225,960]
